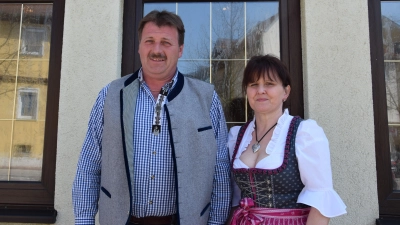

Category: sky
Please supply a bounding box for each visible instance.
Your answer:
[381,1,400,24]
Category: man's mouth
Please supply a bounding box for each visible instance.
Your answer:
[149,54,166,61]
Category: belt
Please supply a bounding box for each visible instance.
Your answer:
[129,214,176,225]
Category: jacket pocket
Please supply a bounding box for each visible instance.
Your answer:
[101,186,111,198]
[200,202,211,216]
[198,126,212,132]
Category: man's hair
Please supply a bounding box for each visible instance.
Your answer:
[138,10,185,46]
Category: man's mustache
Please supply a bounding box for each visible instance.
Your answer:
[149,53,166,60]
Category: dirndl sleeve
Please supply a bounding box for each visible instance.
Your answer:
[295,119,347,217]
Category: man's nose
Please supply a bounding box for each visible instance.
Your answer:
[152,42,162,52]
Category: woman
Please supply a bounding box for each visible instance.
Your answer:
[228,55,346,225]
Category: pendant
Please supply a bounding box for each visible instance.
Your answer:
[252,142,261,153]
[152,125,160,136]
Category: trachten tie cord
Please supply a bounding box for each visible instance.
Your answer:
[152,80,174,136]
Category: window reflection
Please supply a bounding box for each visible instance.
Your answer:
[0,4,52,181]
[381,1,400,190]
[144,2,279,127]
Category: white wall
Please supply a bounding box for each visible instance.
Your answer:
[54,0,123,224]
[301,0,378,224]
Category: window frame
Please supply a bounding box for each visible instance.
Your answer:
[21,26,45,56]
[121,0,304,117]
[368,0,400,218]
[17,87,39,120]
[0,0,65,223]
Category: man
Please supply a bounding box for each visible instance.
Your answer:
[72,10,231,225]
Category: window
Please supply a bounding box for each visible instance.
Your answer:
[0,1,64,223]
[144,2,281,126]
[122,0,304,120]
[17,88,38,120]
[21,27,45,56]
[14,144,32,157]
[369,0,400,219]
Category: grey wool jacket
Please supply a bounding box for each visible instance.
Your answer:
[98,71,227,225]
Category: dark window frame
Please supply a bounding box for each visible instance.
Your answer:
[368,0,400,219]
[121,0,304,117]
[0,0,65,223]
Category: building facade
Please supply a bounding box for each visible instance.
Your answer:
[0,0,398,224]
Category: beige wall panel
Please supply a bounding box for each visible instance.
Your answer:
[301,0,377,224]
[0,82,16,119]
[53,0,124,225]
[0,22,20,60]
[0,60,17,77]
[0,121,12,160]
[17,60,50,78]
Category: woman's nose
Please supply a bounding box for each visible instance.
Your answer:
[257,86,266,94]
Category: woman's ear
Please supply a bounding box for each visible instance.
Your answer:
[284,85,291,99]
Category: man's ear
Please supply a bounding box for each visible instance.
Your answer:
[178,44,184,58]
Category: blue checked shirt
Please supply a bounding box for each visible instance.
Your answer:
[72,69,230,225]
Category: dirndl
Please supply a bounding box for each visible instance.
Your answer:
[230,198,310,225]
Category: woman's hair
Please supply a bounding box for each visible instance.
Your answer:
[138,10,185,46]
[242,55,291,94]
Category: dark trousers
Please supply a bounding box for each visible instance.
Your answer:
[128,215,177,225]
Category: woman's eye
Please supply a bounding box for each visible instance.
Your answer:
[265,82,275,86]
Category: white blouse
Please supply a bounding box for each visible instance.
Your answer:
[228,109,347,218]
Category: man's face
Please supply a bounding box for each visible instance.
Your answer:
[138,22,184,81]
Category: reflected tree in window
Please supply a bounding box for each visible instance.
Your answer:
[382,14,400,189]
[180,3,279,124]
[0,4,52,181]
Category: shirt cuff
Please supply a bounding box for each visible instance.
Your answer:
[75,218,95,225]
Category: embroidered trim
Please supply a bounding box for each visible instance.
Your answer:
[230,121,251,169]
[231,116,302,175]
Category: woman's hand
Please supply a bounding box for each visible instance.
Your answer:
[306,207,329,225]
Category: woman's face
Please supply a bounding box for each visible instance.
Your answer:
[246,72,290,115]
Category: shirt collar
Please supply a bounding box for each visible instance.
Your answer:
[251,108,290,126]
[138,67,179,91]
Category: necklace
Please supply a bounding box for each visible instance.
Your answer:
[252,121,277,153]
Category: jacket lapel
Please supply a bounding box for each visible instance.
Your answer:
[121,77,140,190]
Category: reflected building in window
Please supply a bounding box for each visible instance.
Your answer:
[382,15,400,189]
[0,4,52,181]
[188,13,279,127]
